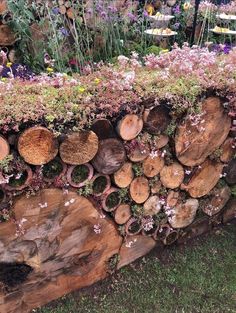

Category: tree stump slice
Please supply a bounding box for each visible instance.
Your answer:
[113,162,134,188]
[143,195,162,215]
[117,235,156,269]
[202,185,231,216]
[166,191,179,207]
[220,138,236,163]
[91,119,116,140]
[160,162,184,189]
[117,114,143,141]
[181,159,224,198]
[130,176,150,204]
[0,189,122,313]
[114,204,132,225]
[0,25,16,46]
[143,105,171,134]
[223,198,236,223]
[18,127,59,165]
[59,131,98,165]
[175,97,231,166]
[127,145,150,162]
[168,198,199,228]
[224,159,236,185]
[92,138,126,175]
[0,135,9,162]
[143,155,164,178]
[155,135,169,149]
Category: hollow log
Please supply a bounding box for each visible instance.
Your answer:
[125,217,142,236]
[18,127,59,166]
[130,176,150,204]
[114,204,131,225]
[202,185,231,216]
[0,135,9,162]
[168,198,199,228]
[181,159,224,198]
[175,97,231,166]
[220,138,236,163]
[224,159,236,185]
[143,105,171,135]
[59,131,98,165]
[223,198,236,223]
[117,235,156,269]
[0,189,122,313]
[143,155,164,178]
[160,162,184,189]
[102,188,121,212]
[92,138,126,175]
[91,119,116,140]
[0,25,16,46]
[116,114,143,141]
[113,162,134,188]
[143,195,162,215]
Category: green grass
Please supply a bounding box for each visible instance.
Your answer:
[37,226,236,313]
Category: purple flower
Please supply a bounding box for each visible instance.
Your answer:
[173,22,180,30]
[100,11,107,19]
[172,5,181,15]
[223,44,232,54]
[52,7,60,15]
[108,6,118,13]
[143,10,149,17]
[127,12,137,22]
[59,27,69,37]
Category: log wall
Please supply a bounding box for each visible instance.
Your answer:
[0,96,235,313]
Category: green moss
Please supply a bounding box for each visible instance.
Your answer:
[105,192,120,209]
[42,159,63,180]
[71,165,89,184]
[92,176,107,194]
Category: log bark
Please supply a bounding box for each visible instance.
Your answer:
[220,138,236,163]
[160,162,184,189]
[143,105,171,135]
[202,185,231,216]
[224,159,236,185]
[113,162,134,188]
[18,127,59,166]
[0,135,9,162]
[181,159,224,198]
[91,119,116,140]
[129,176,150,204]
[117,235,156,269]
[92,138,126,175]
[116,114,143,141]
[177,217,211,243]
[175,97,231,166]
[223,198,236,223]
[0,189,122,313]
[0,25,16,46]
[114,204,131,225]
[143,195,162,215]
[59,131,98,165]
[168,198,199,228]
[143,155,164,178]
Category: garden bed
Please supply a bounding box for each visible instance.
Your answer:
[0,46,235,313]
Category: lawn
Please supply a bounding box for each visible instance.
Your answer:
[36,225,236,313]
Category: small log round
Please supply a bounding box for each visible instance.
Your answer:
[224,159,236,185]
[220,138,236,163]
[91,119,116,140]
[166,190,179,207]
[127,144,150,162]
[0,135,10,162]
[92,174,111,196]
[160,162,184,189]
[67,163,94,188]
[155,134,169,149]
[4,165,33,191]
[130,176,150,204]
[143,195,162,215]
[143,105,171,135]
[40,157,67,183]
[102,188,121,212]
[113,162,134,188]
[175,97,231,166]
[125,217,142,236]
[60,131,98,165]
[168,199,199,228]
[154,224,178,244]
[181,159,224,198]
[202,185,231,216]
[18,127,58,165]
[92,138,126,175]
[116,114,143,141]
[150,179,162,194]
[143,155,164,178]
[114,204,132,225]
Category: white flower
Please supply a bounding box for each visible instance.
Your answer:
[64,201,70,206]
[93,224,101,234]
[39,202,47,208]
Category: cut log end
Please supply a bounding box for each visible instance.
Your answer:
[143,155,164,178]
[117,114,143,141]
[114,204,132,225]
[130,176,150,204]
[0,135,10,162]
[160,162,184,189]
[113,162,134,188]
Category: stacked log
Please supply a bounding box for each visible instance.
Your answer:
[0,96,235,312]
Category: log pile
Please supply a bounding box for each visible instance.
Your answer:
[0,96,235,312]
